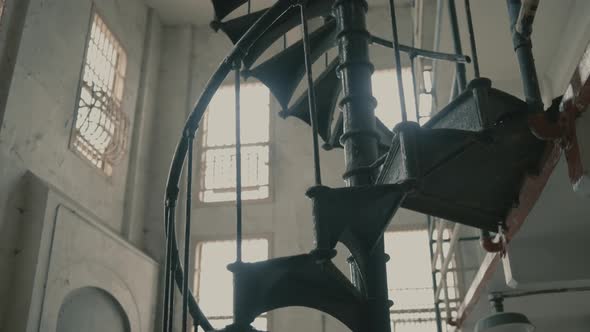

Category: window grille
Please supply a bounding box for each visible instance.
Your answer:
[385,230,458,332]
[70,13,128,175]
[199,83,270,203]
[194,239,269,331]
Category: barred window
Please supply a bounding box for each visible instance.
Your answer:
[70,13,128,175]
[385,230,458,332]
[194,239,269,331]
[372,69,432,127]
[199,83,270,203]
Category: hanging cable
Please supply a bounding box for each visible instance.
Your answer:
[464,0,480,78]
[299,3,322,186]
[448,0,467,91]
[181,134,194,332]
[234,61,243,262]
[388,0,408,123]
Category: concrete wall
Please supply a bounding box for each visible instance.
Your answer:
[0,174,160,332]
[0,0,164,329]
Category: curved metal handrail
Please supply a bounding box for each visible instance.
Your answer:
[163,0,299,330]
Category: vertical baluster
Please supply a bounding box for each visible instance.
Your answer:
[448,0,467,92]
[234,61,243,263]
[168,207,177,332]
[182,134,194,331]
[388,0,408,123]
[162,205,171,332]
[464,0,480,78]
[410,55,420,122]
[299,3,322,186]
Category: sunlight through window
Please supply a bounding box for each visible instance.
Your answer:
[385,230,457,332]
[372,69,432,128]
[199,83,270,203]
[70,13,128,175]
[194,239,269,331]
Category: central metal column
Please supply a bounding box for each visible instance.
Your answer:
[334,0,391,331]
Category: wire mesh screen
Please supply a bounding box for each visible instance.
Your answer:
[71,13,128,175]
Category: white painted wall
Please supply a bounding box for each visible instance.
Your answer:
[0,0,164,330]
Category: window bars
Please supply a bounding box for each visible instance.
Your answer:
[194,239,269,331]
[71,13,128,175]
[199,84,270,203]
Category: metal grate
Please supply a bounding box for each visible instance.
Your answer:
[71,13,128,175]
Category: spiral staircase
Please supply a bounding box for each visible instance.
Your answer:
[159,0,563,331]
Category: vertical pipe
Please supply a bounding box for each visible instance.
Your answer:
[427,216,444,332]
[182,135,194,332]
[410,56,420,122]
[164,206,178,332]
[506,0,543,112]
[334,1,390,332]
[464,0,480,78]
[388,0,408,123]
[448,0,467,92]
[300,4,323,186]
[234,63,243,263]
[162,206,172,332]
[334,0,379,187]
[430,0,444,113]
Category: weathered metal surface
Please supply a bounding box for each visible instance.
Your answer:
[507,0,543,112]
[452,141,561,327]
[281,59,342,144]
[210,0,249,21]
[451,10,590,330]
[378,79,547,231]
[306,184,408,277]
[212,9,267,44]
[246,19,337,110]
[229,254,367,331]
[213,1,335,69]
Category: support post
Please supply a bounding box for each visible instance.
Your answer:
[506,0,543,112]
[333,1,390,331]
[448,0,467,92]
